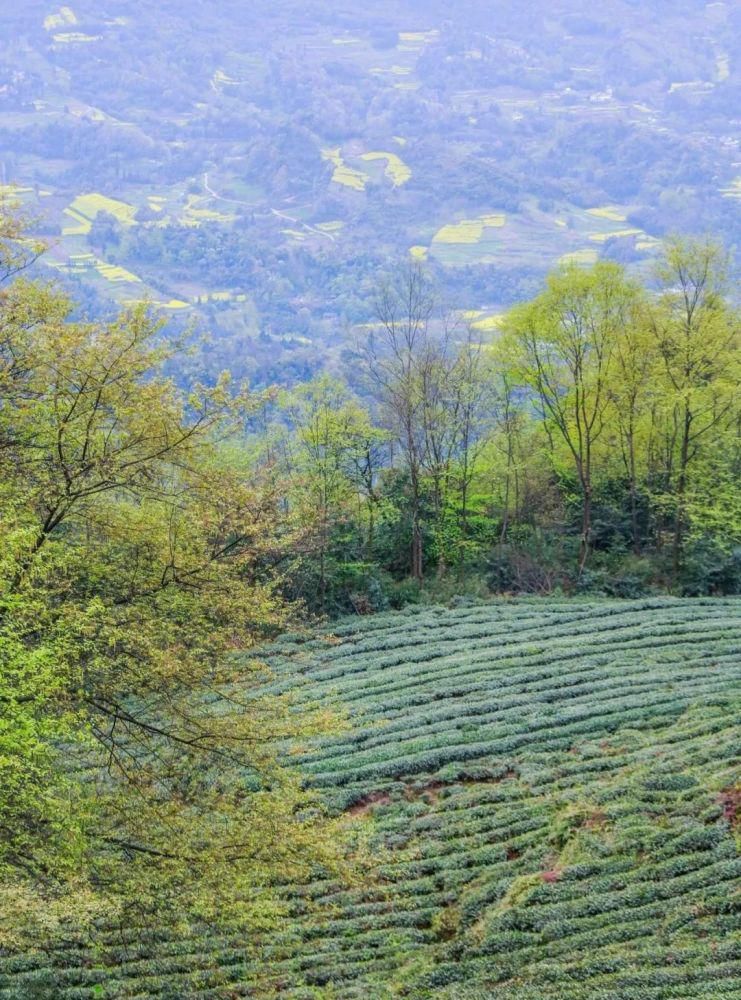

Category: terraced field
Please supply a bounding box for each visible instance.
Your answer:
[2,598,739,998]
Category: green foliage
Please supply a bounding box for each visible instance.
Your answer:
[0,241,345,950]
[0,209,738,995]
[5,598,738,996]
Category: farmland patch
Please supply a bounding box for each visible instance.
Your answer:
[433,213,506,245]
[586,205,627,222]
[359,151,412,186]
[52,32,101,44]
[560,248,599,265]
[64,193,138,233]
[43,6,76,31]
[321,148,369,191]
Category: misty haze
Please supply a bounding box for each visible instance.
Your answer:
[0,2,739,998]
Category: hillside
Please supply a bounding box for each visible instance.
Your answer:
[1,1,739,382]
[4,598,739,998]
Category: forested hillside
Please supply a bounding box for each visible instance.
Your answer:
[0,0,739,382]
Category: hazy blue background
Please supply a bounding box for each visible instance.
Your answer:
[1,0,738,382]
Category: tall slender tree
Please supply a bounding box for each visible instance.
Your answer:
[360,263,436,581]
[649,237,739,580]
[505,261,640,573]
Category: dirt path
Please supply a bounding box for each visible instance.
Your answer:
[203,173,336,243]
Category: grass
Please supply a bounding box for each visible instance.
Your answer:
[52,33,100,43]
[359,152,412,186]
[3,597,738,998]
[43,6,76,31]
[66,193,138,227]
[433,214,506,245]
[586,205,627,222]
[321,148,369,191]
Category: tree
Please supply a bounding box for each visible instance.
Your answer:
[504,261,640,573]
[649,236,739,580]
[446,324,490,568]
[277,375,380,609]
[605,292,654,554]
[359,264,488,579]
[360,263,436,581]
[486,371,526,544]
[0,225,343,944]
[417,321,490,575]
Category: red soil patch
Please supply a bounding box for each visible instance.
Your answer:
[346,791,392,817]
[718,786,741,829]
[346,769,520,817]
[583,809,608,831]
[541,868,562,883]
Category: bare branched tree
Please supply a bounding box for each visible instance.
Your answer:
[359,263,489,579]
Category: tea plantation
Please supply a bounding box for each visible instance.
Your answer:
[2,598,740,998]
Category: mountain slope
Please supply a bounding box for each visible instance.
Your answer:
[1,598,739,997]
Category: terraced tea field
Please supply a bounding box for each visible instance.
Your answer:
[1,598,739,998]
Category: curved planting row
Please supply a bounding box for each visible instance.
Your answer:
[1,598,739,998]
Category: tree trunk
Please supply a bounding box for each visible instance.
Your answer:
[410,458,424,582]
[578,481,592,576]
[366,502,375,560]
[671,406,692,583]
[412,518,423,582]
[319,532,327,609]
[501,431,514,544]
[627,428,640,556]
[629,479,640,556]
